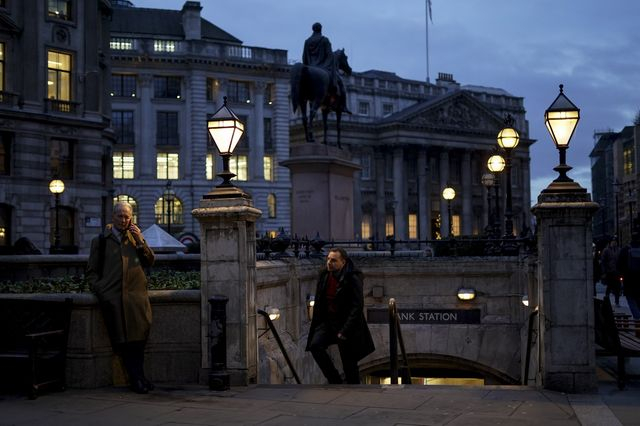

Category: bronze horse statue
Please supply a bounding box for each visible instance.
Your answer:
[290,49,352,147]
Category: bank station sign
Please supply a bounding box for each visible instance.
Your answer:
[367,308,481,324]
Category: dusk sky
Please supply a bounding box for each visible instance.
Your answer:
[133,0,640,202]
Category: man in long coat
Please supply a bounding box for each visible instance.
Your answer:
[86,201,155,393]
[306,247,375,384]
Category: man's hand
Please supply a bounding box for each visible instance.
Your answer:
[128,223,144,245]
[337,332,347,341]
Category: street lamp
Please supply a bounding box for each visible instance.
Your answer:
[442,185,456,238]
[487,153,505,235]
[481,173,495,235]
[164,180,175,235]
[205,96,247,199]
[49,178,65,253]
[496,114,520,237]
[543,84,583,193]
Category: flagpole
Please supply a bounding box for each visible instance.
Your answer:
[426,0,430,83]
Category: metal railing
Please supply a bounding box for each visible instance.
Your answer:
[256,308,301,384]
[523,306,539,385]
[388,298,411,384]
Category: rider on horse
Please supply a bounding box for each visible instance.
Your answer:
[302,22,351,114]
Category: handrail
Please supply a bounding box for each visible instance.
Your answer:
[256,308,301,384]
[388,298,412,384]
[523,306,539,385]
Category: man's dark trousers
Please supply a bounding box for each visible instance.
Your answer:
[308,323,360,384]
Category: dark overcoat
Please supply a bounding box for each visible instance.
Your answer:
[86,225,155,346]
[306,259,375,361]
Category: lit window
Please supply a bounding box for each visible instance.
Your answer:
[154,40,176,53]
[267,193,276,218]
[452,215,461,237]
[154,76,181,98]
[408,214,418,239]
[264,156,274,181]
[113,195,138,224]
[48,0,71,20]
[361,213,372,239]
[230,155,248,181]
[358,101,370,116]
[47,50,71,101]
[385,214,394,238]
[110,38,134,50]
[157,152,179,180]
[112,111,134,144]
[206,153,214,180]
[113,151,134,179]
[111,74,136,97]
[623,142,634,176]
[154,196,183,225]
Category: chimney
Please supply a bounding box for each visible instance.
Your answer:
[436,72,460,90]
[181,1,202,40]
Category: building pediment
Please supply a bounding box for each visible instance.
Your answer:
[402,92,504,133]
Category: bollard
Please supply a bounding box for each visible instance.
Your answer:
[208,295,230,391]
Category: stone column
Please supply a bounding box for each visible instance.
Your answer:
[462,151,472,235]
[393,147,406,239]
[375,152,386,240]
[417,149,430,240]
[531,180,598,393]
[439,150,450,237]
[193,193,262,386]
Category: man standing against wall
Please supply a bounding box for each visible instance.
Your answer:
[86,201,155,393]
[306,248,375,384]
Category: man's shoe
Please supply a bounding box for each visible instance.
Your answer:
[130,378,149,394]
[142,376,155,391]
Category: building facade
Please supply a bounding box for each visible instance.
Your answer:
[0,0,113,254]
[292,71,533,241]
[109,2,291,246]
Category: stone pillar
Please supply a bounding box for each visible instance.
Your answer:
[531,179,598,393]
[193,193,262,386]
[439,150,450,237]
[462,151,472,235]
[281,144,360,240]
[417,149,430,240]
[375,153,386,240]
[393,147,406,239]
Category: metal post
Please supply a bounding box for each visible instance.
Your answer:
[208,295,230,391]
[388,298,398,384]
[54,193,61,250]
[504,149,514,237]
[447,199,453,238]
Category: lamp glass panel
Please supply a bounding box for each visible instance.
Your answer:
[49,179,65,194]
[442,187,456,200]
[487,155,505,173]
[545,110,579,147]
[497,127,520,149]
[208,119,244,154]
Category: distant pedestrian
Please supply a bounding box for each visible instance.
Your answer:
[601,238,621,306]
[306,248,375,384]
[617,232,640,319]
[86,202,155,393]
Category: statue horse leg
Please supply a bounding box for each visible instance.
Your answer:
[322,107,329,145]
[336,109,342,149]
[300,102,314,143]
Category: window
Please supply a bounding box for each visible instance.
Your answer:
[50,139,74,179]
[47,50,71,101]
[153,40,176,53]
[50,206,74,247]
[0,42,4,92]
[157,152,179,180]
[408,213,418,239]
[452,215,461,237]
[0,203,11,249]
[358,101,370,116]
[360,153,372,180]
[154,76,181,98]
[267,193,276,218]
[383,103,393,116]
[154,196,183,226]
[264,155,274,181]
[361,213,372,239]
[113,151,134,179]
[113,195,138,224]
[112,111,134,144]
[206,78,219,101]
[264,118,273,150]
[206,153,214,180]
[48,0,71,20]
[264,83,273,105]
[230,155,248,181]
[156,111,179,145]
[450,157,461,183]
[0,132,11,175]
[227,80,250,103]
[385,214,394,238]
[624,142,634,176]
[111,74,136,97]
[110,38,134,50]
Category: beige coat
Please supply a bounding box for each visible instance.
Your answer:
[86,225,155,346]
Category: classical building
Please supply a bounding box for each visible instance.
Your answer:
[109,1,291,244]
[292,71,533,240]
[590,125,640,244]
[0,1,113,254]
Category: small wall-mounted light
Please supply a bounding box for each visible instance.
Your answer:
[267,307,280,321]
[457,288,476,301]
[306,294,315,321]
[521,295,529,307]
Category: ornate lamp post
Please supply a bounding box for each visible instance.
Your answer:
[49,178,65,253]
[442,185,456,238]
[481,172,496,235]
[487,153,505,235]
[542,84,582,193]
[205,96,247,199]
[496,114,520,237]
[164,180,174,235]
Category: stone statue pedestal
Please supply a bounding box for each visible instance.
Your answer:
[281,144,360,240]
[532,180,598,393]
[192,193,261,386]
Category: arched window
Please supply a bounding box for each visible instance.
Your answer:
[154,193,183,226]
[113,194,138,224]
[267,193,276,218]
[50,206,75,247]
